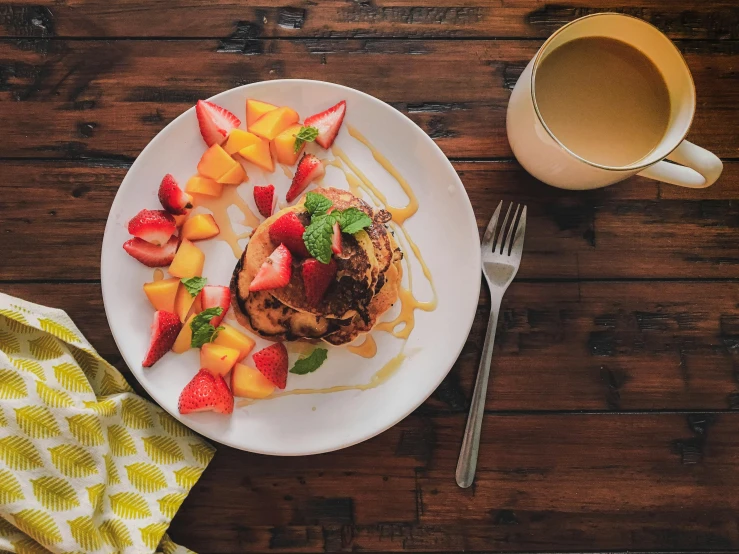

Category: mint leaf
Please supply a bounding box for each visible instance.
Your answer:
[189,307,223,348]
[181,276,207,297]
[338,208,372,235]
[304,192,333,217]
[303,213,337,264]
[290,348,328,375]
[293,126,319,153]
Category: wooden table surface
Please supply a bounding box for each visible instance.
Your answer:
[2,1,739,552]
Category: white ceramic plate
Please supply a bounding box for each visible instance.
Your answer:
[101,79,480,455]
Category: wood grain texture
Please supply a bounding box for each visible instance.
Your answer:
[3,160,739,281]
[165,412,739,552]
[1,1,738,39]
[3,281,739,412]
[2,3,739,551]
[0,39,738,160]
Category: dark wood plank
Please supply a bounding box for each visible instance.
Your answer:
[166,412,739,552]
[4,281,739,412]
[3,160,739,282]
[1,39,737,159]
[2,1,738,39]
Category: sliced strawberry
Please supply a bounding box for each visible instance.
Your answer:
[123,235,179,267]
[178,368,234,415]
[253,184,276,218]
[127,209,177,246]
[249,243,292,292]
[200,285,230,326]
[302,258,337,305]
[331,221,342,255]
[143,310,182,367]
[252,343,288,389]
[158,174,193,215]
[268,212,310,257]
[196,99,241,147]
[285,154,325,203]
[304,100,346,149]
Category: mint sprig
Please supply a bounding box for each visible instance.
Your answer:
[337,208,372,235]
[190,307,223,348]
[303,214,336,264]
[302,194,373,264]
[290,348,328,375]
[181,276,207,297]
[293,126,319,153]
[304,191,333,216]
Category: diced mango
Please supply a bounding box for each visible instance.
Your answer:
[185,175,223,197]
[216,163,247,185]
[168,239,205,279]
[249,107,299,141]
[190,292,203,318]
[223,130,262,156]
[246,99,278,128]
[239,140,274,172]
[172,314,195,353]
[182,214,220,241]
[143,278,180,313]
[213,324,255,362]
[231,363,275,398]
[200,343,240,377]
[272,124,304,166]
[174,283,196,322]
[173,214,188,227]
[197,144,239,181]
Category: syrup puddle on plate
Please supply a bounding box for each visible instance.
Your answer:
[196,127,437,404]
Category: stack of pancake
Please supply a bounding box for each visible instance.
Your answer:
[231,188,402,345]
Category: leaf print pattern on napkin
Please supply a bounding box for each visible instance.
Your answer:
[0,293,214,553]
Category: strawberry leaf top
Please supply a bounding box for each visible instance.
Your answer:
[290,348,328,375]
[190,307,224,348]
[302,194,373,263]
[293,126,319,153]
[181,276,207,297]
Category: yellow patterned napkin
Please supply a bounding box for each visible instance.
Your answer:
[0,293,214,554]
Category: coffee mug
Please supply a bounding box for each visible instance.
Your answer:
[506,13,723,190]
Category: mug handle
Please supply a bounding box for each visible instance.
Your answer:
[637,140,723,188]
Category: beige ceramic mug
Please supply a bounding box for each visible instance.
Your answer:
[506,13,723,190]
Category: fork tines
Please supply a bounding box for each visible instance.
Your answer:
[482,201,527,257]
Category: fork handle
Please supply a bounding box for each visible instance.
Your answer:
[456,297,501,488]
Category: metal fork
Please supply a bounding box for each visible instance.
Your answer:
[456,201,527,488]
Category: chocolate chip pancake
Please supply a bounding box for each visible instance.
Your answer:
[230,187,402,345]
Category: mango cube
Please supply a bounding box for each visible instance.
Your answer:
[168,239,205,279]
[172,314,195,353]
[272,124,304,166]
[174,283,196,322]
[185,175,223,197]
[143,278,180,313]
[239,140,274,172]
[216,163,247,185]
[249,107,299,141]
[231,363,275,398]
[182,214,220,241]
[246,99,278,128]
[197,144,239,181]
[213,324,255,362]
[200,343,240,377]
[172,214,188,227]
[223,130,262,156]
